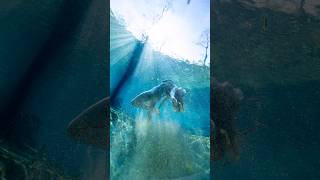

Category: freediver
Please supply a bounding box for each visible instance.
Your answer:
[131,80,186,120]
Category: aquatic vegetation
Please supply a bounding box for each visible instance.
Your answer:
[110,108,209,179]
[0,112,70,179]
[110,108,135,178]
[0,143,71,180]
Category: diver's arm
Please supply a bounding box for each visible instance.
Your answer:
[169,87,177,102]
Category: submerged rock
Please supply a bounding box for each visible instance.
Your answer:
[67,97,109,149]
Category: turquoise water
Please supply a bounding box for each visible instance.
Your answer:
[1,1,319,179]
[110,12,210,179]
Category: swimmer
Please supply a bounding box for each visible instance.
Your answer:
[131,80,186,120]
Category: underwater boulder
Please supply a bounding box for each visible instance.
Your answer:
[67,97,109,149]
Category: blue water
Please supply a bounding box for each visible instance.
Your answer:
[110,12,210,179]
[110,12,210,136]
[1,1,319,179]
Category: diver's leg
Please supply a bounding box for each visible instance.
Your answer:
[147,102,159,120]
[131,91,153,109]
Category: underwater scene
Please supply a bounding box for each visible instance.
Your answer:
[213,0,320,179]
[110,0,210,179]
[0,0,108,179]
[0,0,320,179]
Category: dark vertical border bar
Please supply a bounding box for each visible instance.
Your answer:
[107,0,111,179]
[210,0,215,179]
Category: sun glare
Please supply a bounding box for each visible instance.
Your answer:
[111,0,210,65]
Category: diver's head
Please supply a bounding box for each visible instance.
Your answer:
[176,87,186,97]
[172,87,187,112]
